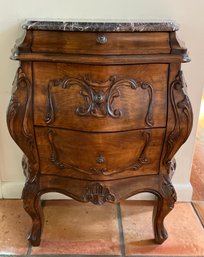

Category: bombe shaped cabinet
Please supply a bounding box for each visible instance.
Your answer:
[7,20,193,246]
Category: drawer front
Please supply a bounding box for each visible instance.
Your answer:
[35,127,165,180]
[34,62,168,132]
[32,31,170,55]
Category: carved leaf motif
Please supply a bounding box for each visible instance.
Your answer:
[45,76,154,127]
[84,183,116,205]
[161,176,177,209]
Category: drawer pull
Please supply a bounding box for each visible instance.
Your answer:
[94,92,105,104]
[96,155,105,164]
[96,34,107,44]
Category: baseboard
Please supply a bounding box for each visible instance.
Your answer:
[1,181,23,199]
[173,183,193,201]
[1,181,193,201]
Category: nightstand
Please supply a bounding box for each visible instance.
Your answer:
[7,20,193,246]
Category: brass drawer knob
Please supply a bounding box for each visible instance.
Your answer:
[94,92,105,104]
[96,154,105,164]
[96,34,107,44]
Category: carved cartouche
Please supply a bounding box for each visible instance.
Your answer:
[45,76,154,127]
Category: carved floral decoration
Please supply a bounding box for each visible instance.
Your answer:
[84,183,116,205]
[161,176,177,209]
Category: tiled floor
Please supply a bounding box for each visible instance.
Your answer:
[0,199,204,256]
[121,201,204,256]
[32,201,120,255]
[0,200,30,256]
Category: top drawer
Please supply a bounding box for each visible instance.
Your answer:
[32,31,171,55]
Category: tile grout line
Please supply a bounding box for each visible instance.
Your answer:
[191,201,204,229]
[116,203,126,257]
[25,254,122,257]
[27,254,203,257]
[26,242,32,256]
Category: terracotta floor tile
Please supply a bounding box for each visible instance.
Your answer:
[0,200,30,255]
[193,201,204,227]
[31,200,120,255]
[121,200,204,256]
[191,139,204,201]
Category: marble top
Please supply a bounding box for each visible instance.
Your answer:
[22,19,179,32]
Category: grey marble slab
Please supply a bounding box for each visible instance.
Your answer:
[22,19,179,32]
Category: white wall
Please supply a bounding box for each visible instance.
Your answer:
[0,0,204,200]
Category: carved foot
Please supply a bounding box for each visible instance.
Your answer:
[153,199,169,244]
[22,179,43,247]
[155,225,168,244]
[28,226,41,246]
[153,176,177,244]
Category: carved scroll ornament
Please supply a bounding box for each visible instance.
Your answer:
[163,70,193,172]
[47,129,151,176]
[45,75,153,127]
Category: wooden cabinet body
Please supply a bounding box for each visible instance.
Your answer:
[7,20,193,246]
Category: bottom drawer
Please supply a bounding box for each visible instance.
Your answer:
[35,127,165,180]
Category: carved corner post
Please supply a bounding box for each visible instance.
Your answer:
[162,64,193,173]
[7,64,43,246]
[153,63,193,244]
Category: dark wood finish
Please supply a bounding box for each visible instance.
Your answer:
[7,24,193,246]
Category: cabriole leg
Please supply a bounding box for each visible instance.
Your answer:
[152,177,177,244]
[22,180,43,246]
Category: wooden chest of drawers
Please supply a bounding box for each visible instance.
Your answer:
[7,20,193,246]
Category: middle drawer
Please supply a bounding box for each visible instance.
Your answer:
[34,62,168,132]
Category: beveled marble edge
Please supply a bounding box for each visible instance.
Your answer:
[22,19,179,32]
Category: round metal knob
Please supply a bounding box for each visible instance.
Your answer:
[96,34,107,44]
[96,155,105,164]
[94,92,105,104]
